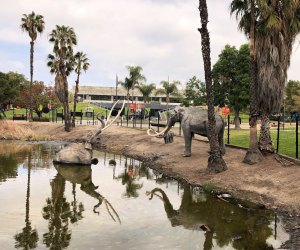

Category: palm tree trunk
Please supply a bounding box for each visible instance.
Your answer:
[72,73,80,127]
[29,41,34,121]
[243,0,263,165]
[258,111,274,154]
[64,77,71,132]
[198,0,227,173]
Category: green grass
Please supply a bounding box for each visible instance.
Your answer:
[227,128,299,158]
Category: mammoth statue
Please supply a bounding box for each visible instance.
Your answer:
[54,99,126,165]
[147,106,225,157]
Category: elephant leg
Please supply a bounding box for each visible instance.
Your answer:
[218,128,226,155]
[183,130,192,157]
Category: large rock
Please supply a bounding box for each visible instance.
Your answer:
[54,142,93,165]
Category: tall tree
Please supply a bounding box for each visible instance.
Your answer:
[198,0,227,173]
[20,11,45,121]
[47,25,77,132]
[136,83,156,103]
[230,0,263,164]
[212,44,250,129]
[155,80,181,109]
[183,76,206,106]
[72,52,89,127]
[255,1,300,153]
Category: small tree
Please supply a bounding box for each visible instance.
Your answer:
[212,44,250,129]
[136,83,156,103]
[72,52,89,127]
[155,80,181,110]
[184,76,206,106]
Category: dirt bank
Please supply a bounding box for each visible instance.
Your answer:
[1,121,300,249]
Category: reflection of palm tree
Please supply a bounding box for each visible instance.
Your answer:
[116,159,143,198]
[70,183,84,224]
[15,153,39,249]
[42,173,72,250]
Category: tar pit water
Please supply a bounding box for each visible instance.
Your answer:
[0,141,289,249]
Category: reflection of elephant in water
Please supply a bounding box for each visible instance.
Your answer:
[146,186,274,250]
[55,164,120,223]
[148,106,225,157]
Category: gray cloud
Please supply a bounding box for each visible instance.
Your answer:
[0,0,299,88]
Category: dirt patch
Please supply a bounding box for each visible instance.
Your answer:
[1,121,300,249]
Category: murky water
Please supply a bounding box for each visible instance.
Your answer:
[0,141,288,250]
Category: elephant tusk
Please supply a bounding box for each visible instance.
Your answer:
[101,99,126,132]
[105,99,120,126]
[147,126,170,137]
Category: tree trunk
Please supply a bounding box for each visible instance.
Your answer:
[258,111,274,154]
[198,0,227,173]
[243,0,263,165]
[234,107,241,129]
[72,73,80,128]
[64,76,71,132]
[29,41,34,121]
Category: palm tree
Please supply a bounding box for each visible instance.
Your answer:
[230,0,263,164]
[231,0,300,157]
[20,11,45,121]
[126,65,146,102]
[136,83,156,103]
[155,80,181,110]
[47,25,77,132]
[198,0,227,173]
[72,52,89,127]
[255,1,300,153]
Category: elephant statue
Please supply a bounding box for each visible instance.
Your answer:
[146,187,274,249]
[147,106,225,157]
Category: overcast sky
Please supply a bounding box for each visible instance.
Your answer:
[1,0,300,89]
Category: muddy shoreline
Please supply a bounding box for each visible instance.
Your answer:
[1,121,299,249]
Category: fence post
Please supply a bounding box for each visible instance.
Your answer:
[80,110,82,125]
[227,115,230,144]
[126,109,129,127]
[26,108,28,121]
[62,109,64,124]
[106,109,108,120]
[93,110,95,125]
[276,115,280,153]
[140,115,142,129]
[296,116,299,159]
[13,108,15,121]
[157,114,160,132]
[148,114,151,129]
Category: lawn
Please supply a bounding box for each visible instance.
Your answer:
[227,128,299,158]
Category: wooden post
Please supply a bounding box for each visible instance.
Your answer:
[227,115,230,144]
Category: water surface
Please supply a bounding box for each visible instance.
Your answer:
[0,141,288,249]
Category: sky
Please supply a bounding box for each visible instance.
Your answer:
[1,0,300,90]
